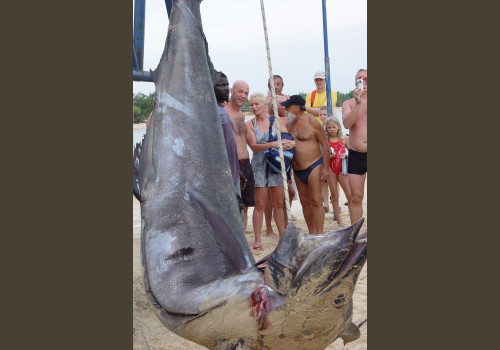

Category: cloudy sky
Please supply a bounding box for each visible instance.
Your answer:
[133,0,367,96]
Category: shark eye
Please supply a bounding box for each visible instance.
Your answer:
[333,294,346,307]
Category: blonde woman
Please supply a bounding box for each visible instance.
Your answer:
[245,93,294,254]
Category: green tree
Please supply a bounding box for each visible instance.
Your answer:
[336,90,354,107]
[242,99,250,112]
[133,106,143,123]
[133,92,155,123]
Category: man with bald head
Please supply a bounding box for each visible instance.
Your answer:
[225,80,254,232]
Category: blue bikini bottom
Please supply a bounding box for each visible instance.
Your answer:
[293,158,323,184]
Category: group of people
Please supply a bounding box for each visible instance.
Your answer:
[213,69,367,254]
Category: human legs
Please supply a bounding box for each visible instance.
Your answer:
[346,149,367,223]
[244,207,249,232]
[239,160,255,233]
[282,180,296,223]
[294,176,315,234]
[270,186,286,237]
[264,188,277,237]
[252,187,269,253]
[338,173,351,207]
[234,179,244,230]
[347,173,366,223]
[306,165,326,234]
[294,166,325,234]
[327,169,343,227]
[322,181,330,212]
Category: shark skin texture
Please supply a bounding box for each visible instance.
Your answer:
[136,1,368,349]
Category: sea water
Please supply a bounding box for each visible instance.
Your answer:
[133,111,346,159]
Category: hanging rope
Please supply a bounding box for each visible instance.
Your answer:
[259,0,291,223]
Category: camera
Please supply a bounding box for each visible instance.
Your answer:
[356,78,364,91]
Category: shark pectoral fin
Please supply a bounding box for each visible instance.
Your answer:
[186,186,253,273]
[340,322,361,344]
[133,141,142,201]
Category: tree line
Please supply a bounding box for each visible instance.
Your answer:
[134,90,354,123]
[295,91,354,108]
[133,92,155,123]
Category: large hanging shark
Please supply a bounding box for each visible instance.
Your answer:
[136,1,367,349]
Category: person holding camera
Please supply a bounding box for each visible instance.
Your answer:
[342,69,367,224]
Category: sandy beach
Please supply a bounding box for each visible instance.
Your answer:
[133,183,367,349]
[133,106,365,349]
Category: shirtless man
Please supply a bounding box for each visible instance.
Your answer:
[225,80,253,232]
[280,95,330,235]
[342,69,367,224]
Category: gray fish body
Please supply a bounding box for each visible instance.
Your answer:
[138,1,367,349]
[140,0,255,317]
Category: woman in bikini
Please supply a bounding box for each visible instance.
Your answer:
[246,93,294,254]
[325,117,351,227]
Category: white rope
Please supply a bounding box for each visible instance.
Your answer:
[259,0,291,222]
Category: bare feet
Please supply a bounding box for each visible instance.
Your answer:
[252,243,264,255]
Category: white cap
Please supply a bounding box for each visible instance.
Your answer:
[314,71,326,79]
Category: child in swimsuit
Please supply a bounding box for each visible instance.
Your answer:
[325,117,351,227]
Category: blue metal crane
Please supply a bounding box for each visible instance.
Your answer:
[133,0,172,82]
[134,0,334,109]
